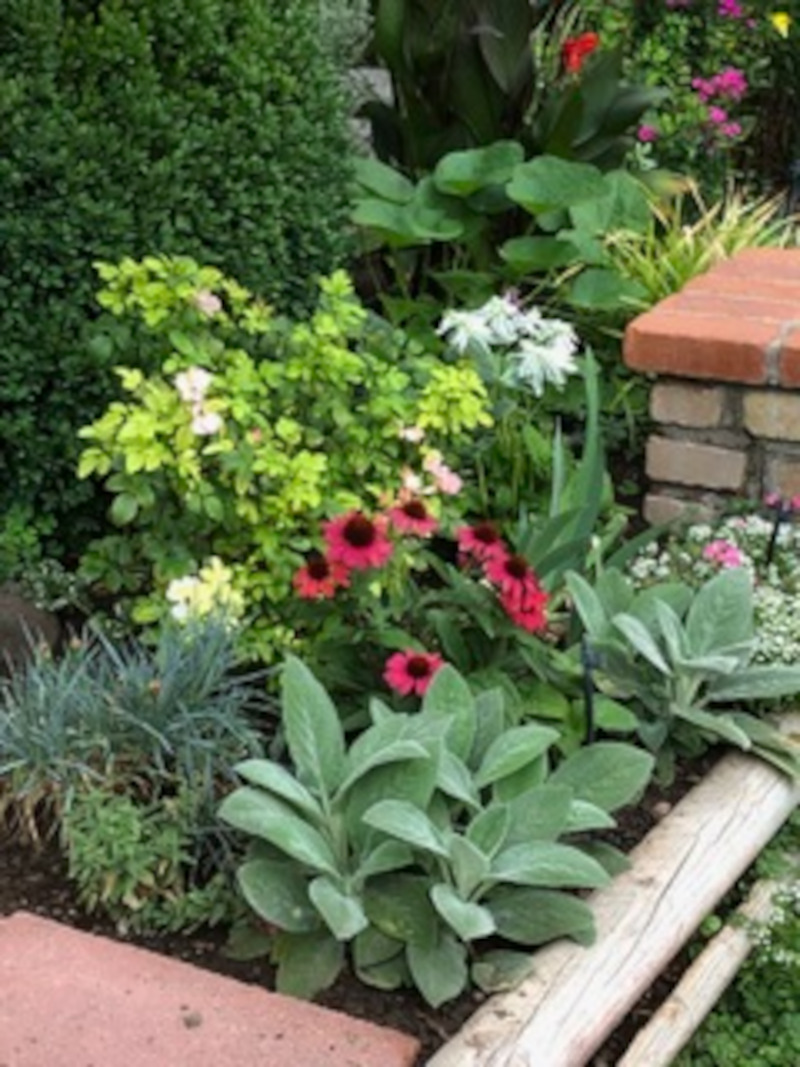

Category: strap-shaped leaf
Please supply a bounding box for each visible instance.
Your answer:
[218,787,338,874]
[421,664,476,760]
[449,835,491,898]
[281,656,345,802]
[706,665,800,703]
[612,612,671,674]
[233,758,323,821]
[362,799,449,857]
[565,570,607,637]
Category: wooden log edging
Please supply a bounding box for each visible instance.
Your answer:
[617,877,784,1066]
[428,720,800,1067]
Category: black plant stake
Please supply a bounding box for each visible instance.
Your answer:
[764,497,793,568]
[580,635,599,746]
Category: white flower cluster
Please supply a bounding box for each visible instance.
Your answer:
[174,366,224,436]
[166,557,244,625]
[628,513,800,665]
[437,294,580,398]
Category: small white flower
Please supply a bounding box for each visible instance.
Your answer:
[507,332,579,397]
[193,290,222,316]
[175,366,212,404]
[436,308,497,354]
[398,425,426,443]
[191,410,224,435]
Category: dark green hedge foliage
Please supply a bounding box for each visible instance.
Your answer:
[0,0,354,543]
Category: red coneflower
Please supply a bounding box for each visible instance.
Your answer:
[562,32,600,74]
[383,649,445,697]
[323,511,394,570]
[388,498,439,537]
[292,555,350,599]
[500,584,549,634]
[456,521,508,562]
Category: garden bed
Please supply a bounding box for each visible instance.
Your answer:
[5,737,794,1067]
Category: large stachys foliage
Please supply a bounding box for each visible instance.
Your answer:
[0,0,354,542]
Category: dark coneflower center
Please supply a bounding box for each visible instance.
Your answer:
[406,655,432,678]
[403,500,428,520]
[307,558,331,580]
[505,555,530,580]
[473,521,500,544]
[344,514,377,547]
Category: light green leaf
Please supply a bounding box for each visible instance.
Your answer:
[476,723,559,789]
[308,877,368,940]
[467,806,511,858]
[550,742,655,811]
[273,932,344,999]
[407,934,469,1007]
[233,759,323,821]
[673,705,752,749]
[594,696,638,733]
[489,887,596,946]
[433,141,524,196]
[355,840,414,882]
[686,568,753,656]
[567,269,647,311]
[353,156,415,203]
[507,156,606,215]
[362,800,449,857]
[337,738,430,798]
[421,665,476,759]
[281,656,345,801]
[504,784,573,844]
[431,883,496,941]
[449,836,491,898]
[565,571,607,637]
[218,788,338,873]
[706,665,800,703]
[612,612,671,674]
[237,858,319,932]
[570,170,651,235]
[436,750,480,809]
[491,841,610,889]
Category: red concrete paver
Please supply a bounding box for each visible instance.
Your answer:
[0,912,420,1067]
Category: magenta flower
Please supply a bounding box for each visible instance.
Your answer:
[387,499,439,537]
[702,540,745,568]
[637,124,659,143]
[292,556,350,599]
[456,521,508,562]
[384,650,444,696]
[323,511,394,570]
[708,106,729,125]
[718,0,744,17]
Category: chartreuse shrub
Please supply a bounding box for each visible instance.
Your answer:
[565,566,800,781]
[0,0,354,543]
[0,619,267,931]
[218,657,654,1006]
[77,257,491,659]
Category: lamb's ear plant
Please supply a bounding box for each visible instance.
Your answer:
[219,657,654,1006]
[565,566,800,780]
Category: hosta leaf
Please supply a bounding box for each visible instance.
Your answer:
[237,858,319,932]
[362,799,449,857]
[218,788,337,874]
[476,723,559,788]
[550,742,654,812]
[507,156,606,215]
[308,876,368,940]
[407,934,469,1007]
[489,886,596,946]
[282,656,345,800]
[491,841,610,889]
[433,141,524,196]
[233,759,322,821]
[431,883,495,941]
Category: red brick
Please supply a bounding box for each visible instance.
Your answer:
[669,291,800,323]
[682,273,800,300]
[778,326,800,387]
[646,437,746,491]
[624,311,775,383]
[710,247,800,278]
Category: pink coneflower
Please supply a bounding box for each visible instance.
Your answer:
[292,556,350,599]
[323,511,393,570]
[383,649,444,697]
[456,521,508,562]
[388,499,438,537]
[484,552,539,596]
[501,585,549,633]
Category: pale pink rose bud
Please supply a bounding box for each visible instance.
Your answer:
[434,466,463,496]
[194,290,222,316]
[175,366,212,403]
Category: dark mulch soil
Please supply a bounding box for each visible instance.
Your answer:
[0,762,709,1065]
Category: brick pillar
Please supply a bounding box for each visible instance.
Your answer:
[623,248,800,524]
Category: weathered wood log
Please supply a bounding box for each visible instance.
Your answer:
[428,718,800,1067]
[617,878,782,1066]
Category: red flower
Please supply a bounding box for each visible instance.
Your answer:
[292,555,350,599]
[456,521,508,563]
[388,498,439,537]
[500,585,549,634]
[383,649,444,697]
[562,32,600,74]
[323,511,394,570]
[484,553,549,632]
